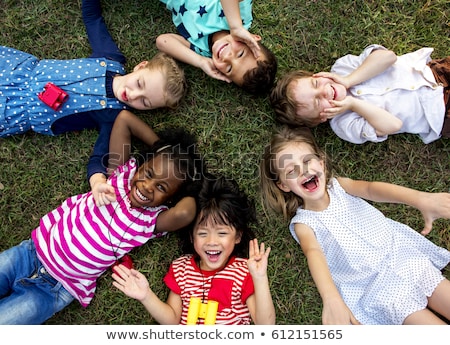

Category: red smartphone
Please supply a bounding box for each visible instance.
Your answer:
[38,82,69,111]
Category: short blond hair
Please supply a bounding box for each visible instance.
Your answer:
[146,52,187,109]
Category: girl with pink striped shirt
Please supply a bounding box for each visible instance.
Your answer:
[0,123,204,325]
[113,176,276,325]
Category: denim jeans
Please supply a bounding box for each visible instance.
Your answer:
[0,239,75,324]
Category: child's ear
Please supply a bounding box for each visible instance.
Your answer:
[252,34,261,42]
[276,180,291,193]
[133,61,149,71]
[235,232,242,245]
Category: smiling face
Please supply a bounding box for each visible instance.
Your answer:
[211,32,263,86]
[112,61,167,110]
[290,76,347,126]
[129,154,183,208]
[275,142,329,211]
[192,215,242,272]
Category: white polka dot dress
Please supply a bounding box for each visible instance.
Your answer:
[289,178,450,324]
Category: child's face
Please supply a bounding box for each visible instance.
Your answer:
[291,76,347,126]
[113,61,167,111]
[211,33,262,86]
[129,154,183,208]
[192,218,241,272]
[275,142,327,209]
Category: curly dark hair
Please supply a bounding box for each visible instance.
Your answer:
[138,127,206,204]
[179,175,256,258]
[241,42,278,96]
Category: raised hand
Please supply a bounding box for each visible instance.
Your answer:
[200,57,232,83]
[230,28,261,59]
[247,238,271,279]
[112,264,150,302]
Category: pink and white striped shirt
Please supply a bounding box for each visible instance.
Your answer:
[32,158,167,307]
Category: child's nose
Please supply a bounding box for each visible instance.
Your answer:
[129,88,145,101]
[142,179,155,192]
[222,49,233,62]
[206,234,218,244]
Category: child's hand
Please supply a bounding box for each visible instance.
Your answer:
[200,57,232,83]
[322,296,361,325]
[230,27,260,59]
[313,72,349,89]
[417,192,450,235]
[112,264,150,302]
[92,180,116,206]
[320,97,353,119]
[247,238,271,279]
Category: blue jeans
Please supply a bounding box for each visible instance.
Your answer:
[0,239,75,324]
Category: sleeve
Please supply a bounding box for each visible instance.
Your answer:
[331,44,387,76]
[329,113,388,144]
[85,108,122,181]
[163,263,182,295]
[86,121,113,181]
[328,44,390,144]
[81,0,126,64]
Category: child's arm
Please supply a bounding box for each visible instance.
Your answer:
[82,0,126,64]
[89,172,116,206]
[156,34,232,83]
[220,0,260,58]
[295,223,360,325]
[338,177,450,235]
[325,97,403,136]
[246,239,275,324]
[154,196,197,233]
[89,110,158,206]
[315,49,397,89]
[108,110,159,174]
[112,264,182,324]
[317,49,402,135]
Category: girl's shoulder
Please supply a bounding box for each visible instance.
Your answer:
[171,254,195,269]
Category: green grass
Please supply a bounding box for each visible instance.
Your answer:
[0,0,449,325]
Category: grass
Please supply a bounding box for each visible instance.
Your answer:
[0,0,449,325]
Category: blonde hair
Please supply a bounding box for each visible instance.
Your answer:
[270,70,318,127]
[260,126,332,221]
[145,52,187,109]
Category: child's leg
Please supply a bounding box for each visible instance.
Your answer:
[426,278,450,322]
[403,279,450,325]
[0,239,74,324]
[0,239,35,298]
[402,308,447,325]
[0,267,74,324]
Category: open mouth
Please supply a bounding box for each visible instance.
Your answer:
[217,43,227,59]
[135,187,149,202]
[302,175,319,192]
[206,250,221,262]
[331,85,336,100]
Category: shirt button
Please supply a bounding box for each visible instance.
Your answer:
[100,61,106,67]
[357,90,362,95]
[100,100,106,106]
[410,85,415,90]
